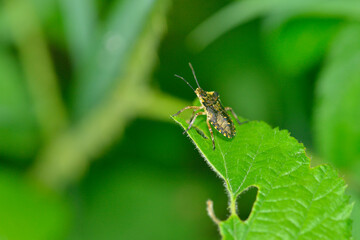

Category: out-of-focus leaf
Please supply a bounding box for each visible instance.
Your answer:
[264,17,342,76]
[0,48,40,159]
[188,0,283,51]
[0,169,70,240]
[173,114,352,239]
[314,24,360,171]
[188,0,360,51]
[262,16,342,144]
[73,0,161,117]
[60,0,97,69]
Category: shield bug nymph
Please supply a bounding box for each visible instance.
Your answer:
[173,63,246,150]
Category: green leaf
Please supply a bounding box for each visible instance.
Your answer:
[264,17,342,76]
[73,0,161,117]
[60,0,97,69]
[314,24,360,239]
[188,0,360,51]
[172,113,352,239]
[314,25,360,239]
[314,24,360,171]
[187,0,283,51]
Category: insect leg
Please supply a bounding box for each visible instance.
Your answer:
[206,118,216,150]
[186,110,208,139]
[172,106,202,117]
[184,111,206,134]
[225,107,248,125]
[188,110,197,123]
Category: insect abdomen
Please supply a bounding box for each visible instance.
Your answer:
[208,108,235,138]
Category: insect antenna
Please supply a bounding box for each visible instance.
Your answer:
[174,74,195,92]
[189,62,200,88]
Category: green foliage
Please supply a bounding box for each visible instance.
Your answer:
[1,0,186,239]
[189,0,360,51]
[315,24,360,172]
[314,24,360,239]
[264,17,342,76]
[31,0,173,188]
[173,115,352,239]
[60,0,96,69]
[1,0,360,239]
[70,0,163,117]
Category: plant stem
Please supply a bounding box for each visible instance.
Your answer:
[5,0,68,140]
[230,194,237,216]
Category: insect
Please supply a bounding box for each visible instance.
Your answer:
[173,63,246,150]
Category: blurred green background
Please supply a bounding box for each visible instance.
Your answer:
[0,0,360,239]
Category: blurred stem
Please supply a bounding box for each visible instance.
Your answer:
[4,0,68,140]
[30,87,188,189]
[29,0,175,189]
[138,89,190,122]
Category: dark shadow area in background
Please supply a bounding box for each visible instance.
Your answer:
[236,186,258,221]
